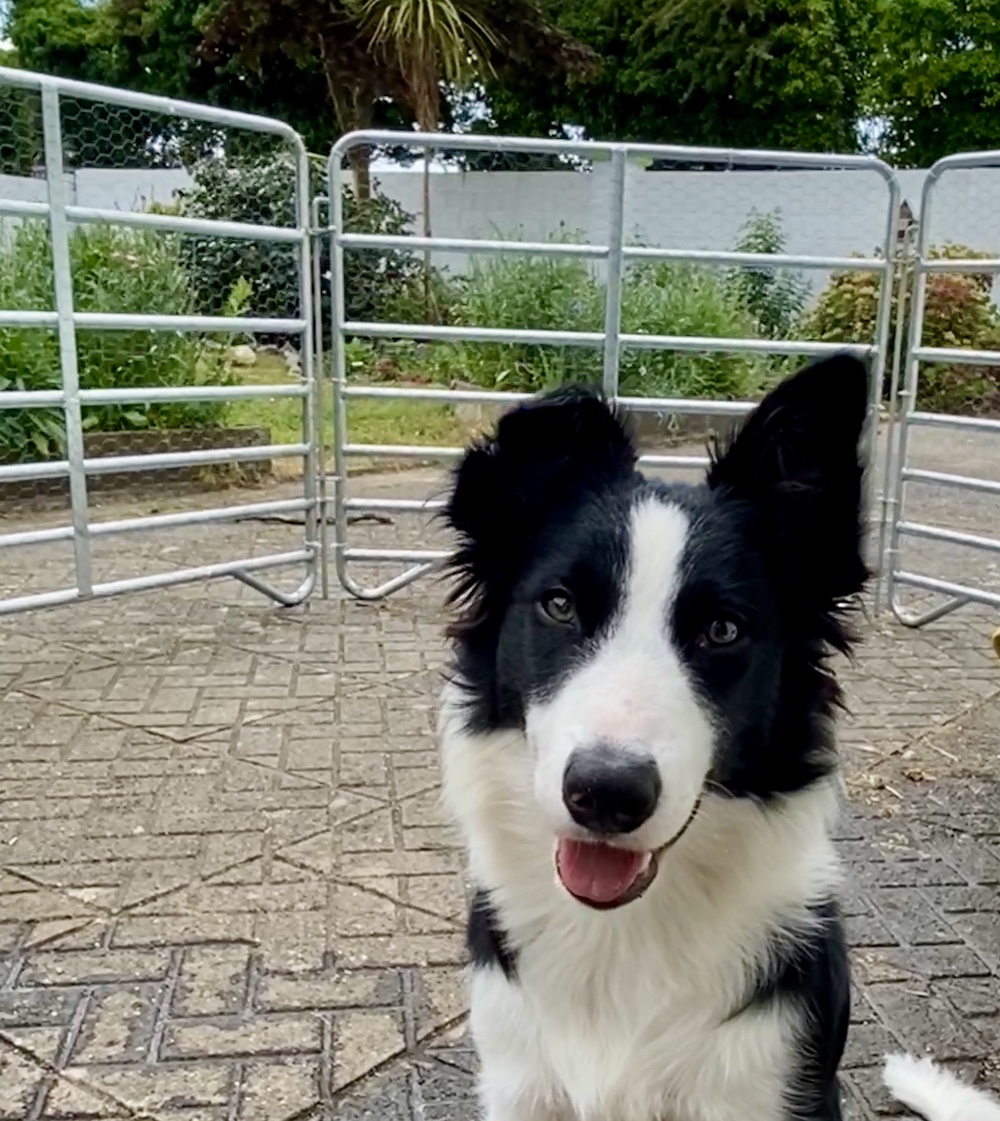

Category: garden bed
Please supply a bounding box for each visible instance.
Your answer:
[0,426,273,511]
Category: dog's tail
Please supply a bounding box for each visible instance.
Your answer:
[883,1053,1000,1121]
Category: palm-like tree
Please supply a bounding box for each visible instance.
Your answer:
[349,0,499,244]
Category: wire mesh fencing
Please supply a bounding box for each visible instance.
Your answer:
[0,67,318,613]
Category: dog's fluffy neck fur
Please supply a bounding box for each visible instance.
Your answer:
[442,684,843,975]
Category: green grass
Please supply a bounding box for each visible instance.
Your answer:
[228,353,470,467]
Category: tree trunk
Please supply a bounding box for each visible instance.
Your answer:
[349,144,372,200]
[421,142,433,321]
[320,39,373,199]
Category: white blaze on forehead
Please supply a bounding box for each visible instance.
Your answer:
[528,495,714,846]
[575,496,691,740]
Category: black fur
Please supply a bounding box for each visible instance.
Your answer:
[744,901,850,1121]
[444,353,870,801]
[467,888,517,979]
[443,354,869,1121]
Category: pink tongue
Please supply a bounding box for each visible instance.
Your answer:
[555,839,647,905]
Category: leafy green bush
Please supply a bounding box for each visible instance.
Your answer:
[803,241,1000,414]
[179,153,438,336]
[440,248,604,391]
[726,209,810,339]
[0,219,241,463]
[414,229,773,400]
[619,261,770,399]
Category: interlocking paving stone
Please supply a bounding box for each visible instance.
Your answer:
[0,431,998,1118]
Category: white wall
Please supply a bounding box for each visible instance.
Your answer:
[5,161,1000,293]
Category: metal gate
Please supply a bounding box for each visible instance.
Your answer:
[882,152,1000,626]
[326,130,901,600]
[0,67,318,615]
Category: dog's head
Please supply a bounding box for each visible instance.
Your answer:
[444,354,869,910]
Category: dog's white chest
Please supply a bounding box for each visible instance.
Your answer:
[470,939,795,1121]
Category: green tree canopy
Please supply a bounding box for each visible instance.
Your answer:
[868,0,1000,167]
[484,0,876,154]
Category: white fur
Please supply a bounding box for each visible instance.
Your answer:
[439,495,846,1121]
[441,694,842,1121]
[883,1053,1000,1121]
[527,500,714,852]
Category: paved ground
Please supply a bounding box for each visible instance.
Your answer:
[0,425,999,1120]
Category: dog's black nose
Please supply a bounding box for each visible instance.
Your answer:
[562,747,661,835]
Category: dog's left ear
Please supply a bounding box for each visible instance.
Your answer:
[708,352,870,605]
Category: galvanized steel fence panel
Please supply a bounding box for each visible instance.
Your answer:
[883,152,1000,626]
[0,66,319,614]
[326,130,901,600]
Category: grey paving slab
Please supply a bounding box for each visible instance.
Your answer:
[0,423,998,1119]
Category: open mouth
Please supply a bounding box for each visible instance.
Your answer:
[554,796,703,910]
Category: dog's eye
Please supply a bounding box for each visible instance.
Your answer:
[701,618,742,648]
[538,589,577,626]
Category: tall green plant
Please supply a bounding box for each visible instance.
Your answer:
[436,239,604,390]
[619,260,770,398]
[0,219,244,463]
[726,209,810,340]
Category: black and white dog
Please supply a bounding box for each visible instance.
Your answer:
[438,354,870,1121]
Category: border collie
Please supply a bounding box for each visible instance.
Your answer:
[438,354,871,1121]
[884,1053,1000,1121]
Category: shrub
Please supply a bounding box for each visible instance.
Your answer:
[440,246,604,391]
[803,241,1000,414]
[619,260,771,399]
[726,209,810,340]
[0,219,242,463]
[179,154,440,338]
[419,233,774,401]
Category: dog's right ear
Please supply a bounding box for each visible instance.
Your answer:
[445,385,636,599]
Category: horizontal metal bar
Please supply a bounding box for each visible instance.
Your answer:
[901,467,1000,496]
[0,459,69,482]
[0,310,307,334]
[344,321,604,347]
[343,443,463,461]
[339,232,608,259]
[0,548,312,618]
[892,570,1000,610]
[343,547,452,563]
[617,395,753,417]
[82,442,307,476]
[344,321,871,359]
[637,455,712,469]
[897,520,1000,555]
[0,587,80,615]
[0,310,58,328]
[342,384,756,420]
[343,497,447,513]
[620,334,873,357]
[65,205,302,244]
[0,65,302,141]
[0,198,49,218]
[0,525,74,549]
[0,390,65,409]
[621,246,888,272]
[925,150,1000,176]
[343,385,532,405]
[74,313,307,334]
[331,129,898,179]
[905,412,1000,434]
[78,383,305,405]
[87,497,312,538]
[911,345,1000,367]
[919,257,1000,274]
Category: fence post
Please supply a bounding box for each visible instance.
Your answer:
[602,147,627,399]
[41,81,92,597]
[873,220,915,614]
